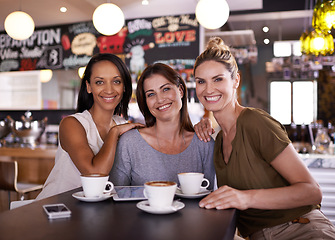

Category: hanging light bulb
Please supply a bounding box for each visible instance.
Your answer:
[78,67,86,79]
[300,29,334,56]
[312,0,335,32]
[40,69,53,83]
[93,3,125,36]
[300,30,311,54]
[4,11,35,40]
[195,0,230,29]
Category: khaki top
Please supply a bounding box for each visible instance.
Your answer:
[214,108,315,237]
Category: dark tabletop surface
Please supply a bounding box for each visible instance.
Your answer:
[0,188,236,240]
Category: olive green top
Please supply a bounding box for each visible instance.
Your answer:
[214,108,315,237]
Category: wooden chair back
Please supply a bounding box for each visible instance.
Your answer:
[0,160,18,192]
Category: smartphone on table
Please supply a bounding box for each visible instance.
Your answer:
[43,203,71,219]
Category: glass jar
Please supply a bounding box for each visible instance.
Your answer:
[314,127,331,154]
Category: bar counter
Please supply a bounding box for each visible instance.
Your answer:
[0,145,57,159]
[0,145,57,184]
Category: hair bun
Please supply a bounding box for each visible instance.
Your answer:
[206,37,230,51]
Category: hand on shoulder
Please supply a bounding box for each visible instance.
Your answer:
[111,122,145,138]
[194,117,215,142]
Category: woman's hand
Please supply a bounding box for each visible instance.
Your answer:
[110,122,145,137]
[194,118,215,142]
[199,185,250,210]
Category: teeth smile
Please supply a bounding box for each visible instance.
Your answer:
[205,96,220,101]
[103,96,116,101]
[158,104,171,110]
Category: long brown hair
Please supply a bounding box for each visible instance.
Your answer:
[136,63,194,133]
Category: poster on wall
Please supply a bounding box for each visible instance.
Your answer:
[0,13,199,77]
[123,14,199,76]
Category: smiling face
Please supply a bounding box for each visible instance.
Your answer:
[86,60,124,112]
[143,73,183,122]
[195,60,240,113]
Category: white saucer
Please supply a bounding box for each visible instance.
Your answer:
[72,191,113,202]
[175,187,211,199]
[136,200,185,214]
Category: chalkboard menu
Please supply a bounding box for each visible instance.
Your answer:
[0,14,199,74]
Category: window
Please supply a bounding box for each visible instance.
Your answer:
[270,80,317,125]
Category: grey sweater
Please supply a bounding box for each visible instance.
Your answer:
[110,129,215,189]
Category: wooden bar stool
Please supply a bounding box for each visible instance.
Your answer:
[0,160,43,209]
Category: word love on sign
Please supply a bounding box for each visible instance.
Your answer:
[154,30,196,44]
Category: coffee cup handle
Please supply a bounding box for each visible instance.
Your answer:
[104,181,114,194]
[143,189,148,199]
[200,178,210,190]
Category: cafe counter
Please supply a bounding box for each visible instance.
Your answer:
[0,145,57,184]
[301,154,335,225]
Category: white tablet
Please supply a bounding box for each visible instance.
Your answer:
[113,186,146,201]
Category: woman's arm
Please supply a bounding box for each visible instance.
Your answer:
[199,143,322,210]
[60,116,143,175]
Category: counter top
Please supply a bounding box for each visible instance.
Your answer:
[300,154,335,169]
[0,145,57,158]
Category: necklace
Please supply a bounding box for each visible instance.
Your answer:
[155,125,186,154]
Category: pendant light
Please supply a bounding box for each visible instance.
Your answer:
[4,10,35,40]
[78,67,86,79]
[300,0,335,56]
[195,0,230,29]
[93,2,125,36]
[312,0,335,32]
[40,69,53,83]
[300,29,334,56]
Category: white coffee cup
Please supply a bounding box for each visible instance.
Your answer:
[80,173,113,198]
[178,172,210,195]
[143,181,177,209]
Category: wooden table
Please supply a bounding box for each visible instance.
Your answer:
[0,188,236,240]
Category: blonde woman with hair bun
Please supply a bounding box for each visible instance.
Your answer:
[193,37,335,239]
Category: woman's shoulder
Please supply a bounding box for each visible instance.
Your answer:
[238,107,288,138]
[192,132,215,148]
[60,112,87,128]
[239,107,279,127]
[240,107,269,120]
[65,110,92,125]
[118,129,142,143]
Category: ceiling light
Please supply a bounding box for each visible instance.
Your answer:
[264,38,270,45]
[40,69,53,83]
[60,7,67,13]
[4,11,35,40]
[312,0,335,32]
[78,67,86,79]
[195,0,230,29]
[262,26,269,33]
[93,3,125,36]
[142,0,149,5]
[300,30,334,56]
